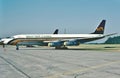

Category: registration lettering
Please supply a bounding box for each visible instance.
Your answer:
[26,35,52,38]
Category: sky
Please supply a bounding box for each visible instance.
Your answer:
[0,0,120,42]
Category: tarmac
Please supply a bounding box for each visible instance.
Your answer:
[0,45,120,78]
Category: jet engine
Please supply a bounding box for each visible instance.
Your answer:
[64,40,79,46]
[48,41,63,47]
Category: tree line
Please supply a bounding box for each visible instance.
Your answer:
[104,36,120,44]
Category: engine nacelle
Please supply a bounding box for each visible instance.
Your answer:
[64,41,79,46]
[48,41,63,47]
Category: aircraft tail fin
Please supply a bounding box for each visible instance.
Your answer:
[91,20,106,34]
[53,29,59,34]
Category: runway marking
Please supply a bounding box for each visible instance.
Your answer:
[47,60,120,78]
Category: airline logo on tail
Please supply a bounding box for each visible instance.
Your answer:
[91,20,106,34]
[96,27,104,31]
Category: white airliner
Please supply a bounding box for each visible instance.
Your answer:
[0,20,116,50]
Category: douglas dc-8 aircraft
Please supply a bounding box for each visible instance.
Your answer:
[0,20,116,50]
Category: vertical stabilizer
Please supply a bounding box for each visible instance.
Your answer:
[53,29,59,34]
[91,20,106,34]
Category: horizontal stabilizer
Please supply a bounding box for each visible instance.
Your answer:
[103,33,117,37]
